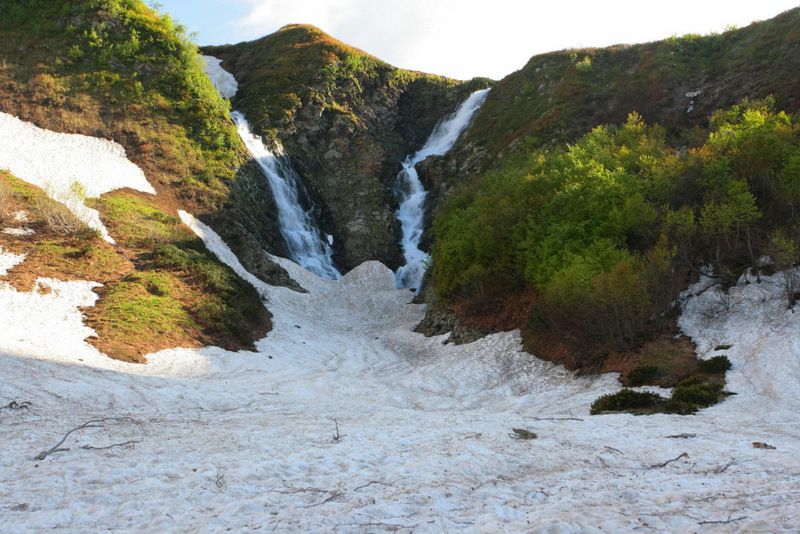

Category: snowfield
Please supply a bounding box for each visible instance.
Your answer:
[2,223,800,532]
[1,63,798,531]
[0,112,156,243]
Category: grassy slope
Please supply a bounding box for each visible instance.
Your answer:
[454,7,800,174]
[0,0,271,362]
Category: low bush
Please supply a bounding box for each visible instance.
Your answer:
[662,399,700,415]
[697,355,732,373]
[627,365,662,386]
[671,376,725,407]
[593,374,730,415]
[590,389,666,414]
[0,180,12,222]
[33,196,87,236]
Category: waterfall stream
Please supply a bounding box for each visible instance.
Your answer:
[203,56,340,280]
[394,88,490,290]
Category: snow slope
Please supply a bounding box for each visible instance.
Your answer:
[0,112,156,243]
[202,56,238,99]
[1,212,799,531]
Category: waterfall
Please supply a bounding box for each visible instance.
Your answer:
[202,56,340,280]
[231,113,341,279]
[394,88,490,290]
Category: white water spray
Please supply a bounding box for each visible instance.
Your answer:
[395,89,490,290]
[202,56,340,279]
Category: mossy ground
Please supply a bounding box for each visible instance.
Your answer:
[0,1,247,209]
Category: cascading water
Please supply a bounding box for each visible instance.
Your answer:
[231,112,340,279]
[202,56,340,280]
[394,88,490,290]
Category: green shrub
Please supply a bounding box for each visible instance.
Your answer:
[697,355,732,373]
[433,98,800,366]
[662,399,700,415]
[671,377,724,407]
[627,365,662,386]
[590,389,666,414]
[592,373,732,415]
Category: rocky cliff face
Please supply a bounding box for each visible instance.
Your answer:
[204,25,490,271]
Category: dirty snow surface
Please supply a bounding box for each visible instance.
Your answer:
[0,112,156,243]
[1,226,799,532]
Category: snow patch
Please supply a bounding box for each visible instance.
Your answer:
[201,55,238,98]
[2,227,35,236]
[178,210,269,298]
[680,269,800,411]
[0,112,156,243]
[0,245,26,275]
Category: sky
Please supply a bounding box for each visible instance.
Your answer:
[156,0,800,80]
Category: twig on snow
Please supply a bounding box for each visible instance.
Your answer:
[1,400,31,411]
[698,514,748,525]
[300,490,344,508]
[352,478,403,492]
[336,521,421,531]
[79,440,140,451]
[649,452,689,468]
[665,433,697,439]
[509,428,537,440]
[33,417,142,461]
[711,458,736,474]
[330,418,346,443]
[214,466,227,491]
[269,487,332,495]
[529,416,584,422]
[604,446,624,455]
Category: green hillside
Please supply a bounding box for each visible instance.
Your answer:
[454,8,800,172]
[0,0,274,361]
[427,9,800,383]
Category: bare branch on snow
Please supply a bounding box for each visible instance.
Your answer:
[330,418,346,443]
[33,417,143,461]
[214,466,227,491]
[698,514,748,525]
[711,458,736,474]
[1,400,31,411]
[648,452,689,468]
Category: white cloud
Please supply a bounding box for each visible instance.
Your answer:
[233,0,799,80]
